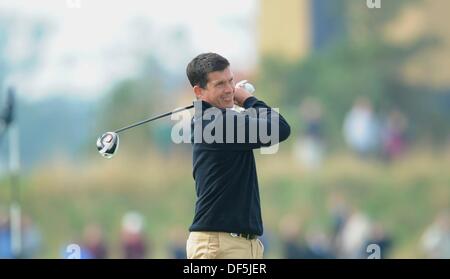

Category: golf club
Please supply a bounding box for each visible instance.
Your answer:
[96,81,255,159]
[96,104,194,159]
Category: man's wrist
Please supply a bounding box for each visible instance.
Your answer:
[243,96,258,109]
[238,95,251,106]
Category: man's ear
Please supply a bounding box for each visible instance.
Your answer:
[193,85,203,100]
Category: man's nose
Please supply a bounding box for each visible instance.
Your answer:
[225,82,234,93]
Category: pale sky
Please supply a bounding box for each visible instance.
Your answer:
[0,0,258,101]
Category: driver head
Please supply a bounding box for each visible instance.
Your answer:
[96,132,119,159]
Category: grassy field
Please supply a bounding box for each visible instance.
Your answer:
[1,145,449,258]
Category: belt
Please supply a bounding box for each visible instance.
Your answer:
[230,233,258,240]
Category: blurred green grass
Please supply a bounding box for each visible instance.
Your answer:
[1,146,449,258]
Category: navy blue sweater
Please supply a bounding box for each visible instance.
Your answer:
[189,97,291,236]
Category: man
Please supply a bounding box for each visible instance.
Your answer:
[186,53,291,259]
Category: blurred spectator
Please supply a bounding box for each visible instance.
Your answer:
[20,215,42,259]
[421,211,450,258]
[278,214,315,259]
[381,109,409,161]
[343,97,380,157]
[81,223,107,259]
[305,227,335,259]
[336,209,372,258]
[0,209,12,258]
[294,98,325,170]
[120,211,149,259]
[363,222,393,259]
[167,226,186,259]
[327,193,350,249]
[0,210,42,259]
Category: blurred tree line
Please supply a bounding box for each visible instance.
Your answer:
[0,15,48,87]
[94,24,194,158]
[95,55,179,158]
[256,0,449,149]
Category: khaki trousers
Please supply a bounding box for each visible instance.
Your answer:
[186,231,264,259]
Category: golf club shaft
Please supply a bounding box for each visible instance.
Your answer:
[114,104,194,134]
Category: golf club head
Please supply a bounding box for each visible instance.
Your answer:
[96,132,119,159]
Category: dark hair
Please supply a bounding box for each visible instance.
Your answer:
[186,53,230,88]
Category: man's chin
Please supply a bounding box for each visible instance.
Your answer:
[214,100,234,109]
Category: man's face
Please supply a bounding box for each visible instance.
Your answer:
[195,67,235,109]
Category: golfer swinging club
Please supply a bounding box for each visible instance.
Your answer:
[186,53,291,259]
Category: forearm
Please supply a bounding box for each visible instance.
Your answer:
[243,97,291,143]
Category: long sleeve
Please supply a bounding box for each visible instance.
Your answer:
[192,97,291,150]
